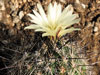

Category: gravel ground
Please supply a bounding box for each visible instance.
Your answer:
[0,0,100,75]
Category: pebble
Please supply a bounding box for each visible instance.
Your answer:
[13,16,20,23]
[19,11,24,19]
[0,0,5,11]
[94,26,98,32]
[0,12,2,20]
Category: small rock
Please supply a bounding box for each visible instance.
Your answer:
[8,28,17,36]
[13,16,20,23]
[94,27,98,32]
[19,11,24,19]
[23,0,27,3]
[60,0,66,4]
[0,12,2,20]
[74,0,86,12]
[0,0,5,11]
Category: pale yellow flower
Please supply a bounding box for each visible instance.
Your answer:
[24,2,80,40]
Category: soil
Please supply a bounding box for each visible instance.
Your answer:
[0,0,100,75]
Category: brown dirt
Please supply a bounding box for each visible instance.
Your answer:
[0,0,100,75]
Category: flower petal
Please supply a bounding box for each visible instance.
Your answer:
[59,14,78,24]
[58,27,80,37]
[60,5,73,18]
[42,32,52,37]
[24,24,40,30]
[27,13,42,24]
[37,4,48,24]
[47,2,57,25]
[32,10,43,22]
[62,18,81,29]
[42,31,56,37]
[56,3,62,22]
[35,29,46,32]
